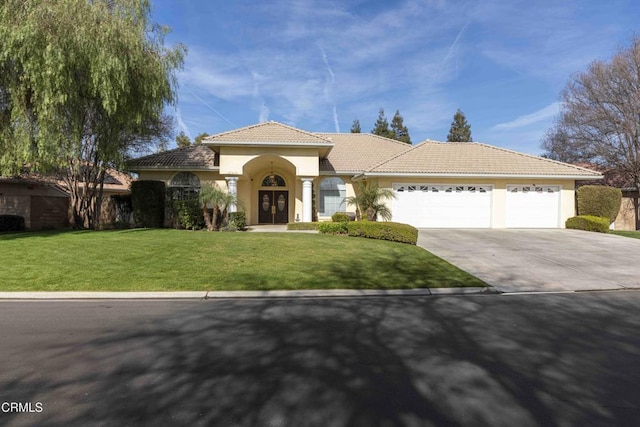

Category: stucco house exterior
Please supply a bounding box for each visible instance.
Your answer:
[128,121,602,228]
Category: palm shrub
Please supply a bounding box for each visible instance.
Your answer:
[346,180,395,221]
[199,183,239,231]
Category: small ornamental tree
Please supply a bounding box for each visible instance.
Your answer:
[346,180,395,221]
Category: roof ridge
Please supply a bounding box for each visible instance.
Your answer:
[315,132,414,148]
[365,138,419,172]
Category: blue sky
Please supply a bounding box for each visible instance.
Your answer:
[151,0,638,155]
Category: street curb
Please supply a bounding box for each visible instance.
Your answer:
[0,287,495,300]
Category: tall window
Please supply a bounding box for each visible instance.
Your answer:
[319,177,346,217]
[169,172,200,200]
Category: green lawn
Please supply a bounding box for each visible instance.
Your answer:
[0,229,487,291]
[611,230,640,239]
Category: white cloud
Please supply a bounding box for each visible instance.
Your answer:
[492,103,560,131]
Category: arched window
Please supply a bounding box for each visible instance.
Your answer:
[169,172,200,200]
[261,174,286,187]
[319,177,346,217]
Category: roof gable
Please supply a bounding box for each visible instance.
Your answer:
[205,121,333,145]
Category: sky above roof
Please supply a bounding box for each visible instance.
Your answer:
[151,0,638,155]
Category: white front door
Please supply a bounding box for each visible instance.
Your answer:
[393,184,492,228]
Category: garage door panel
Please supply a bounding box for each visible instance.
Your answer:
[506,185,560,228]
[393,184,492,228]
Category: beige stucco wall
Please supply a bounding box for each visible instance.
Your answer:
[219,147,320,177]
[371,177,576,228]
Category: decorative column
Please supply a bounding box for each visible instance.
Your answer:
[226,176,238,213]
[302,178,313,222]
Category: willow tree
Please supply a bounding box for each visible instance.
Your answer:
[0,0,185,228]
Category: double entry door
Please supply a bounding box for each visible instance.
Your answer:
[258,190,289,224]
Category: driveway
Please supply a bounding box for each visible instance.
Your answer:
[418,229,640,293]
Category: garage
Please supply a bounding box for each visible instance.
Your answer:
[506,185,560,228]
[392,184,492,228]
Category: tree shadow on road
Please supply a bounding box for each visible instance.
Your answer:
[3,292,640,426]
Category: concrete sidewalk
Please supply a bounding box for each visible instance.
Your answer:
[0,287,495,300]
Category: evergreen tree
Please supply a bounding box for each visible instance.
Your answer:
[447,109,473,142]
[390,110,411,144]
[350,119,361,133]
[371,108,393,138]
[176,131,191,147]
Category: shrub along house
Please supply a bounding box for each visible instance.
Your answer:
[127,121,602,228]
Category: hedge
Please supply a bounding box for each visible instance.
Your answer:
[565,215,610,233]
[131,181,166,228]
[287,222,319,230]
[0,215,26,232]
[347,221,418,245]
[577,185,622,223]
[318,222,348,235]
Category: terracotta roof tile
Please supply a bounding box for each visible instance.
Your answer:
[316,133,411,172]
[128,145,218,169]
[206,121,332,144]
[368,140,602,177]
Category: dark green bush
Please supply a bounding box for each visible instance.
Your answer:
[566,215,610,233]
[0,215,25,232]
[318,222,348,234]
[131,181,165,228]
[229,211,247,230]
[331,212,351,223]
[577,185,622,223]
[287,222,319,230]
[172,198,204,230]
[347,221,418,244]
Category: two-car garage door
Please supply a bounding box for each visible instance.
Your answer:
[392,184,561,228]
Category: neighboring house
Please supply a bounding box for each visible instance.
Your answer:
[0,169,132,230]
[574,163,639,231]
[127,121,602,229]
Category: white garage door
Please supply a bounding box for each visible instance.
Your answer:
[393,184,492,228]
[506,185,560,228]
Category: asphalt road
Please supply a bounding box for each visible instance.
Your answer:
[1,292,640,426]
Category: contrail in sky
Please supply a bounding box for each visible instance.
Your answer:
[183,84,236,127]
[319,46,340,132]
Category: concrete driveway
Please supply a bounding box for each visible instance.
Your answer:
[418,229,640,293]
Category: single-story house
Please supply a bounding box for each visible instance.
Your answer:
[0,169,132,230]
[127,121,602,228]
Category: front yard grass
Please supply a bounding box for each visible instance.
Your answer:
[611,230,640,239]
[0,229,487,291]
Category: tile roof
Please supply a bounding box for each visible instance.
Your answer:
[367,140,602,177]
[127,145,218,169]
[316,133,412,172]
[205,121,333,145]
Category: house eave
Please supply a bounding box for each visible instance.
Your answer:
[355,172,604,180]
[126,166,220,172]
